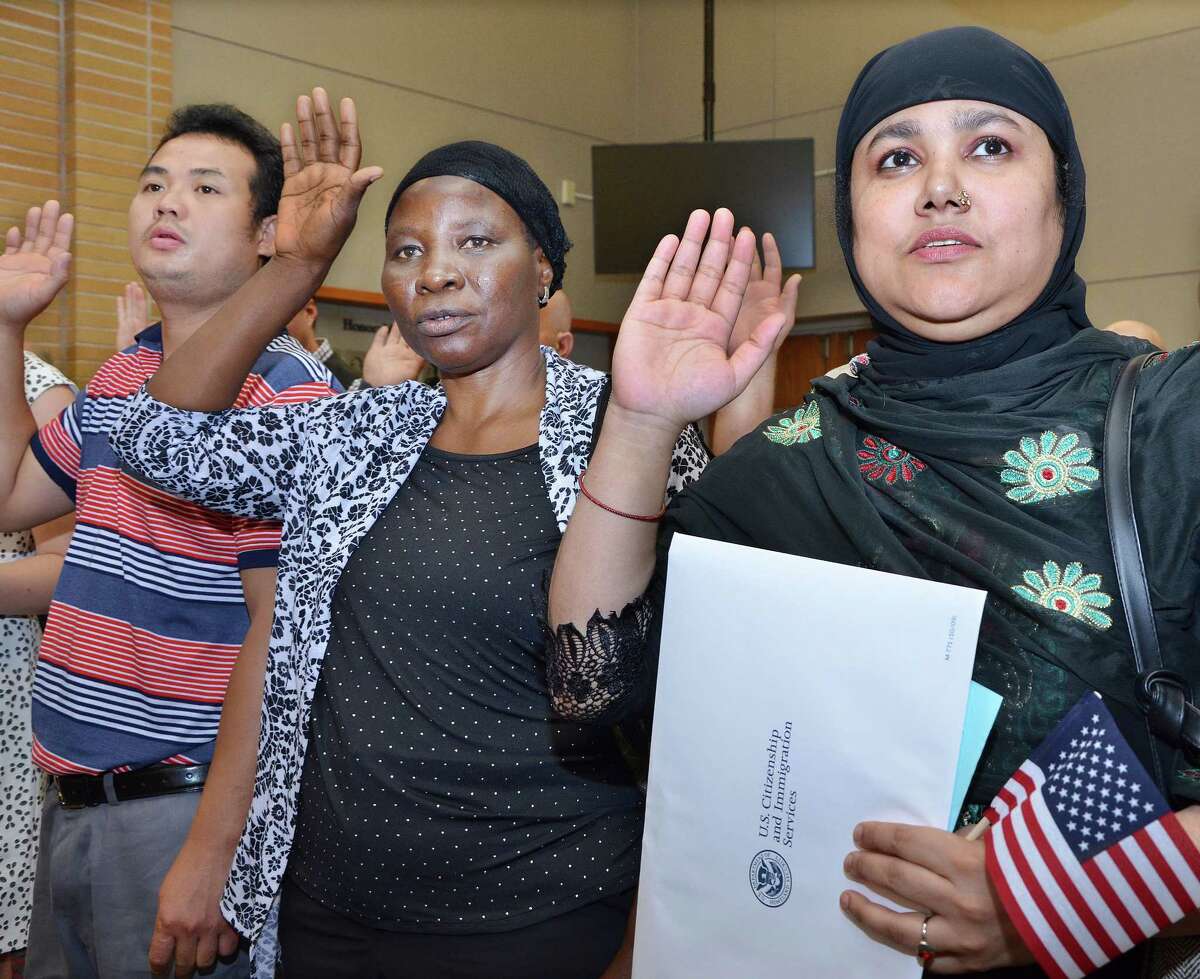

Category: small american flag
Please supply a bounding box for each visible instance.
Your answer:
[984,692,1200,979]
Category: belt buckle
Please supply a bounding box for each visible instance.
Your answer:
[54,778,83,810]
[53,777,87,806]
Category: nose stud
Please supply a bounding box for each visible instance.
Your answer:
[955,189,972,210]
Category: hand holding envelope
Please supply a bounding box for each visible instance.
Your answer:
[632,534,995,978]
[841,819,1034,973]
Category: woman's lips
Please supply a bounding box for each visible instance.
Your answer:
[912,242,978,263]
[415,312,474,337]
[910,227,980,264]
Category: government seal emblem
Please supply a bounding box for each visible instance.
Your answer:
[749,849,792,907]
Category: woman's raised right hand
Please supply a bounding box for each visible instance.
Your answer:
[611,209,790,433]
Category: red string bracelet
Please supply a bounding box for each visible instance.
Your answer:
[578,470,666,522]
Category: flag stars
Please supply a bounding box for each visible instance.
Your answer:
[1118,763,1128,774]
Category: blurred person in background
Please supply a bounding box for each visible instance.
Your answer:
[0,351,74,979]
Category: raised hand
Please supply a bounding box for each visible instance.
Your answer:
[0,201,73,336]
[116,280,149,350]
[362,322,425,387]
[611,209,791,430]
[274,88,384,269]
[729,232,800,356]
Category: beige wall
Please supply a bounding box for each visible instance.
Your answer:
[171,0,641,325]
[0,0,172,384]
[172,1,1200,348]
[634,0,1200,347]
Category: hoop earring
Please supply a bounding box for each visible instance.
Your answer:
[538,285,550,307]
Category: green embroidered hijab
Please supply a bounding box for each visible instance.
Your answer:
[653,30,1200,808]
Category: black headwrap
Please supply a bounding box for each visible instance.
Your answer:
[645,28,1195,884]
[835,26,1090,381]
[387,140,571,295]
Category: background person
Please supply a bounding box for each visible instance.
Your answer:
[0,352,74,979]
[538,288,574,358]
[122,280,428,389]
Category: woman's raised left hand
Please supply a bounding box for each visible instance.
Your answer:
[274,87,384,271]
[841,821,1034,973]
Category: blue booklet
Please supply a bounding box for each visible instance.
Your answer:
[948,682,1004,830]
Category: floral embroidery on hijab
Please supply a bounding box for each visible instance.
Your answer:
[1000,431,1099,504]
[1013,560,1113,630]
[764,401,822,446]
[848,353,871,376]
[858,436,926,484]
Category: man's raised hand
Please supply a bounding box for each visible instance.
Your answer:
[0,201,73,335]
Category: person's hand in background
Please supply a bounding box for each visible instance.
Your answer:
[116,281,149,350]
[363,322,425,386]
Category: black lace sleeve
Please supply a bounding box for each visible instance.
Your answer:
[545,595,657,724]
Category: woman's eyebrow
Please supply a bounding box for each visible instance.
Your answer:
[866,119,921,152]
[952,107,1023,132]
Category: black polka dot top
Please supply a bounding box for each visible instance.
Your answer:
[287,443,643,932]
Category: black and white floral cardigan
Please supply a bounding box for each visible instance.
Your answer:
[110,347,708,938]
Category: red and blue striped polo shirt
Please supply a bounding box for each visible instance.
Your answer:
[29,324,341,775]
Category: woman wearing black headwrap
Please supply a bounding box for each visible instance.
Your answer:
[108,91,785,978]
[548,27,1200,976]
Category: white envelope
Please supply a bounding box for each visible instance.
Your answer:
[633,534,986,979]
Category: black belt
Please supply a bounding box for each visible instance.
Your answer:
[53,764,209,809]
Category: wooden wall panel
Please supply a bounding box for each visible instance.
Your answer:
[0,1,171,382]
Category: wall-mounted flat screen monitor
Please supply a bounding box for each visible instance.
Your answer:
[591,138,814,275]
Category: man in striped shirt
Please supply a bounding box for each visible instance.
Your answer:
[0,105,340,979]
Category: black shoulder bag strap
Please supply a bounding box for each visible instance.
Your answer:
[1103,353,1200,790]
